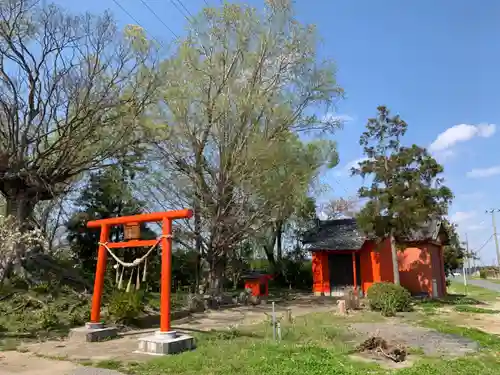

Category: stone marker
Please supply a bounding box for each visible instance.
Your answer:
[337,300,347,315]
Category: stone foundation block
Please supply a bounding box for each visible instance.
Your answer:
[69,323,118,342]
[136,331,195,356]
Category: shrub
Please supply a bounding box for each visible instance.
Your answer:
[107,290,144,324]
[367,282,412,316]
[69,311,87,326]
[479,270,487,279]
[37,308,60,330]
[31,282,51,294]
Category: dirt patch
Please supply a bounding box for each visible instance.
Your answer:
[349,353,418,370]
[350,322,479,357]
[456,315,500,335]
[0,352,77,375]
[433,301,500,335]
[0,352,128,374]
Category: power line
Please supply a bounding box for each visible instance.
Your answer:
[486,208,500,266]
[139,0,179,39]
[111,0,164,47]
[474,233,494,253]
[175,0,195,19]
[169,0,192,23]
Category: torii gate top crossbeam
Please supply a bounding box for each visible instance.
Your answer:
[87,209,193,228]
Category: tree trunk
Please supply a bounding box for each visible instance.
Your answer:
[5,195,36,224]
[390,232,400,285]
[0,195,37,284]
[208,258,225,294]
[263,226,279,271]
[194,200,202,290]
[276,220,283,262]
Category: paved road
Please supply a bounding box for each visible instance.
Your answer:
[452,276,500,292]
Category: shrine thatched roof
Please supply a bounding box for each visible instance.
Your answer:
[302,218,445,251]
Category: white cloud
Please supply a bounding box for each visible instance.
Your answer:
[467,166,500,178]
[433,149,455,163]
[450,210,476,223]
[429,123,496,152]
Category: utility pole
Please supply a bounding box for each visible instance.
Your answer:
[486,209,500,267]
[463,235,469,295]
[466,232,469,271]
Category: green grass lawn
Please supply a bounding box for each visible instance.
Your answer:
[414,281,499,315]
[446,281,500,302]
[105,282,500,374]
[88,308,500,375]
[3,281,500,374]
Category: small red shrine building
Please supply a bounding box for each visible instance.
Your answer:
[242,272,273,297]
[302,218,448,298]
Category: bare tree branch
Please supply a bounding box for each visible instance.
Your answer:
[0,0,161,223]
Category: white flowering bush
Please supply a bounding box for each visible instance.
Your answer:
[0,215,48,283]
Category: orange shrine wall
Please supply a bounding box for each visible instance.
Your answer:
[311,251,330,294]
[359,239,395,293]
[397,245,433,295]
[312,240,446,298]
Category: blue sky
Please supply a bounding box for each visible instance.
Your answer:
[59,0,500,264]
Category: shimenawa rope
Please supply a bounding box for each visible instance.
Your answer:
[98,234,172,291]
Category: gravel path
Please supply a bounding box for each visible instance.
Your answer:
[350,322,479,356]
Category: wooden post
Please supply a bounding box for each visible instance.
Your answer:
[90,224,109,323]
[352,252,357,289]
[160,218,173,332]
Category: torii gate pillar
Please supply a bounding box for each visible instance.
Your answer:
[69,209,195,355]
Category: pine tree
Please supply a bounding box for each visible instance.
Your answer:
[352,106,453,284]
[66,166,155,274]
[442,219,465,276]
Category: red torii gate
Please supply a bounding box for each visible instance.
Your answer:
[87,209,193,333]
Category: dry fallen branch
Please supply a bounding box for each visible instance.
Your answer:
[356,336,407,363]
[11,294,47,312]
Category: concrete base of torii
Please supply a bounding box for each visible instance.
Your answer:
[69,322,118,343]
[136,331,195,356]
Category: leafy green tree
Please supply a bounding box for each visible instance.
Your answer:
[66,167,156,275]
[352,106,453,284]
[442,219,465,276]
[145,0,343,291]
[253,134,338,270]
